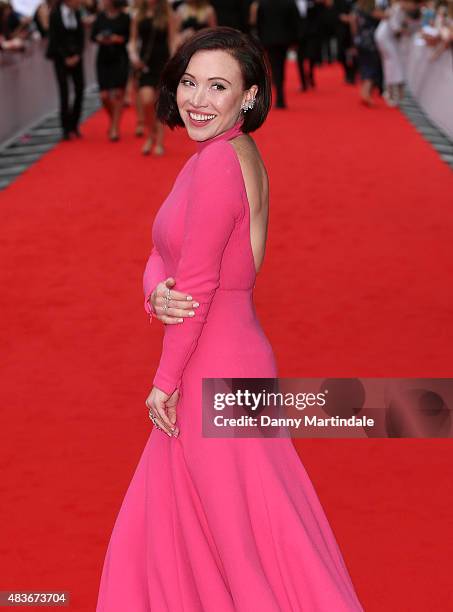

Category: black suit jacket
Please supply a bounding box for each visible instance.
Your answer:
[256,0,300,46]
[46,5,85,60]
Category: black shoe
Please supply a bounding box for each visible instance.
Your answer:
[71,128,82,138]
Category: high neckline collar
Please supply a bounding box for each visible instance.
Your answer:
[196,119,244,153]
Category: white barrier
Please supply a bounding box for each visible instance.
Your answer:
[0,37,97,145]
[403,35,453,140]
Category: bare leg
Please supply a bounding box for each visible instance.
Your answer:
[134,76,145,136]
[153,121,165,156]
[100,90,113,121]
[360,79,373,106]
[109,88,125,141]
[383,84,398,107]
[124,74,133,106]
[140,85,157,155]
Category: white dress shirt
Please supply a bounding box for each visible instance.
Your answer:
[296,0,308,18]
[60,3,78,30]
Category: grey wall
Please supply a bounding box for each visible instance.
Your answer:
[403,36,453,140]
[0,37,97,146]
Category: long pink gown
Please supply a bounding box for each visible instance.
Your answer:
[96,119,364,611]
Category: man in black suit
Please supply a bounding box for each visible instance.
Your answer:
[296,0,326,90]
[46,0,85,140]
[254,0,300,108]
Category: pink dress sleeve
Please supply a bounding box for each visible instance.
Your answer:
[143,245,167,323]
[152,141,244,395]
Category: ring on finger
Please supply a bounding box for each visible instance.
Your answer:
[145,401,157,423]
[148,408,161,429]
[147,407,156,423]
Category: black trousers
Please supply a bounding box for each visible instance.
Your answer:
[53,58,85,135]
[265,45,288,107]
[336,31,358,84]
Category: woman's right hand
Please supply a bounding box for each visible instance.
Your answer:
[149,277,199,324]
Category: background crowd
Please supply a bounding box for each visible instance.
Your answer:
[1,0,452,152]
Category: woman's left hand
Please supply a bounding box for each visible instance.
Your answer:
[146,387,180,437]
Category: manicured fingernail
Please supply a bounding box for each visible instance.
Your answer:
[178,318,183,323]
[193,302,199,307]
[187,296,192,300]
[189,311,195,316]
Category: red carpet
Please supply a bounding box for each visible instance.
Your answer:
[1,61,453,610]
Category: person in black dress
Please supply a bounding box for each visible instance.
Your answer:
[91,0,130,141]
[174,0,216,48]
[350,0,382,105]
[129,0,177,155]
[46,0,85,140]
[252,0,299,108]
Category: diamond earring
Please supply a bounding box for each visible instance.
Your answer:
[241,98,256,113]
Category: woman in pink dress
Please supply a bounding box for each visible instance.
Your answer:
[96,26,364,611]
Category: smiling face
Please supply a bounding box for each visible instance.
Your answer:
[176,49,258,142]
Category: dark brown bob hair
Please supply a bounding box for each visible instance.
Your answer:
[156,27,272,134]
